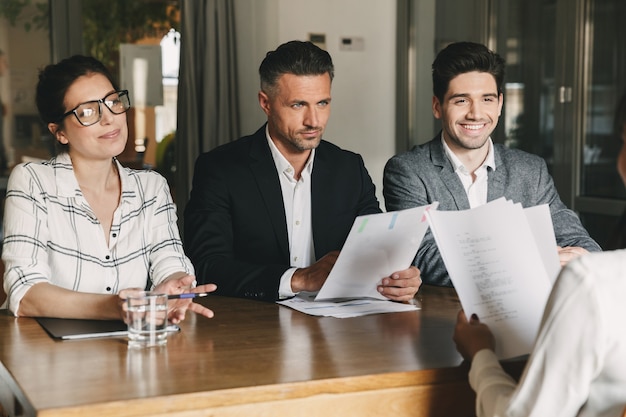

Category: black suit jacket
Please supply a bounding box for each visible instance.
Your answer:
[184,125,381,301]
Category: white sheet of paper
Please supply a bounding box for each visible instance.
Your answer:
[426,198,553,359]
[278,293,420,318]
[523,204,561,284]
[315,203,438,301]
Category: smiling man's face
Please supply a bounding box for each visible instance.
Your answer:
[433,71,503,154]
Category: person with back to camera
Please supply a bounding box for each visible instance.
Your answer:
[1,55,216,321]
[184,40,421,302]
[453,253,626,416]
[383,41,601,287]
[452,92,626,416]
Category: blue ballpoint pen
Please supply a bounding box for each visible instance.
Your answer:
[167,293,209,300]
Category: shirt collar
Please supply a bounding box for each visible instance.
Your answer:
[266,125,315,178]
[54,152,136,200]
[441,133,496,174]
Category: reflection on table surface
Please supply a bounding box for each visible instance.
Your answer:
[0,285,525,417]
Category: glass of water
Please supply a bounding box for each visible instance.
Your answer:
[126,291,169,348]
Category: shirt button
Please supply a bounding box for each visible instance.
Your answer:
[105,255,110,260]
[112,233,117,238]
[293,256,298,262]
[106,287,111,292]
[295,220,300,226]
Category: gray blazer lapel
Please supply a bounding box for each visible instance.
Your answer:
[249,134,290,259]
[429,139,471,210]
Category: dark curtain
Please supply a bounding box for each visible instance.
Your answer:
[175,0,240,233]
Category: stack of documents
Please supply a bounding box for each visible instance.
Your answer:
[279,197,560,345]
[277,292,420,318]
[426,198,560,359]
[278,204,438,318]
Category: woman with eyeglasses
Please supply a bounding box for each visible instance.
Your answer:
[1,55,216,321]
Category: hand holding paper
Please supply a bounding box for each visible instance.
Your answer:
[427,198,558,359]
[315,203,438,301]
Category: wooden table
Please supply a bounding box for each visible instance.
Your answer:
[0,286,524,417]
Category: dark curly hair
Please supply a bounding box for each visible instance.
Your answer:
[432,42,506,103]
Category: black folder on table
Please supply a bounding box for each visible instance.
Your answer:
[36,317,181,340]
[36,317,128,340]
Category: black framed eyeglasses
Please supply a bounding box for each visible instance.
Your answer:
[59,90,131,127]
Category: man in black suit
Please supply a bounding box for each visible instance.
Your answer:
[184,40,421,302]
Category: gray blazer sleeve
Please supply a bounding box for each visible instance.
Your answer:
[383,151,454,286]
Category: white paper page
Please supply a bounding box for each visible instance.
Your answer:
[523,204,561,284]
[315,203,438,301]
[278,293,419,318]
[427,199,552,359]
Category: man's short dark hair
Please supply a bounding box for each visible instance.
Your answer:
[259,40,334,95]
[432,41,506,103]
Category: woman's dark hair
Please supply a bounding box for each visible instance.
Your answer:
[259,40,334,96]
[432,41,506,103]
[36,55,119,127]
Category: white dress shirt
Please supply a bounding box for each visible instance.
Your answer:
[442,135,495,208]
[266,130,316,298]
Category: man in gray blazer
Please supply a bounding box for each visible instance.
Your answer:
[383,42,601,287]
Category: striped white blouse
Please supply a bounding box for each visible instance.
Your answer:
[2,153,193,315]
